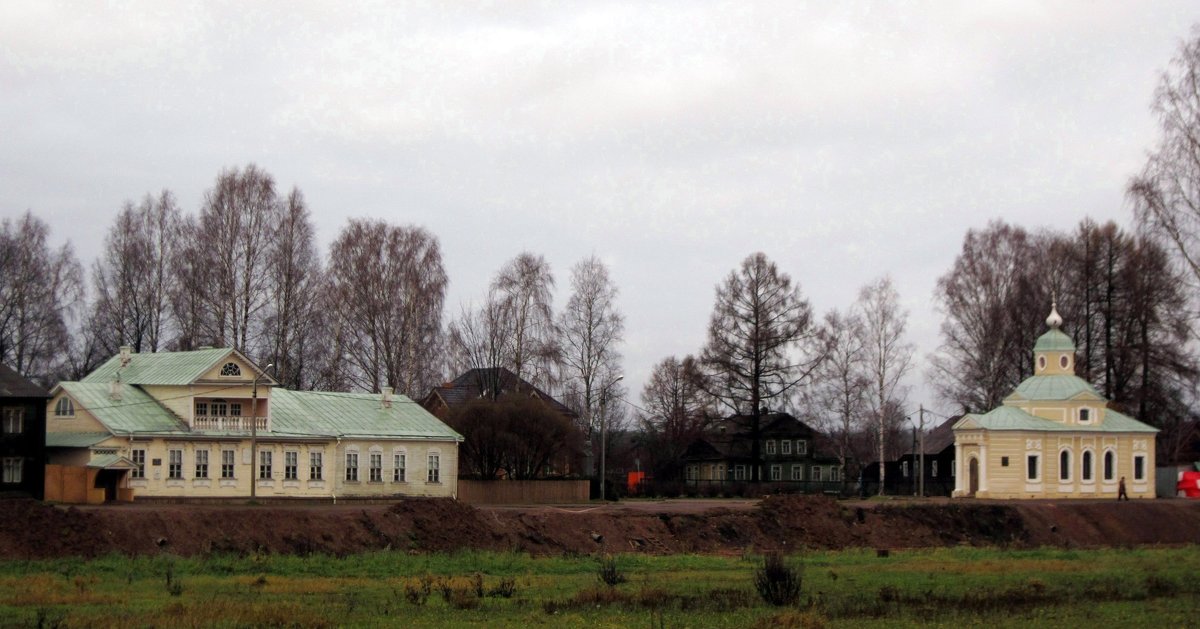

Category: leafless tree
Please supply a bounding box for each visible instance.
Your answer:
[447,395,583,480]
[196,164,281,353]
[491,252,557,391]
[1129,27,1200,320]
[929,221,1052,411]
[0,212,83,385]
[168,214,213,351]
[812,309,870,480]
[856,276,914,495]
[259,189,323,389]
[446,295,512,399]
[558,255,625,440]
[700,252,821,482]
[91,191,182,355]
[639,355,714,481]
[325,219,447,396]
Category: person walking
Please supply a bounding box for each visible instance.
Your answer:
[1118,476,1129,501]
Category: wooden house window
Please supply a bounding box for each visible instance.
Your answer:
[2,408,23,434]
[54,397,74,417]
[781,440,792,455]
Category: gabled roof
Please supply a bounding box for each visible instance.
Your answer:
[271,389,462,441]
[682,411,838,462]
[954,405,1157,433]
[0,363,49,398]
[87,453,139,469]
[58,382,187,434]
[82,348,268,386]
[424,367,577,418]
[1007,374,1104,402]
[913,415,961,455]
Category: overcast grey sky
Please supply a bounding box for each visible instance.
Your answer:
[2,2,1196,415]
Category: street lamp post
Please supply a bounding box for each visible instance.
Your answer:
[250,363,274,500]
[598,374,624,501]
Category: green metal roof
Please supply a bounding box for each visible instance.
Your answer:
[1034,329,1075,352]
[87,453,139,469]
[82,348,235,386]
[270,389,462,441]
[1008,374,1102,402]
[60,382,187,434]
[46,432,111,448]
[954,406,1157,433]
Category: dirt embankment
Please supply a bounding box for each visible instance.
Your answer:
[1,496,1198,560]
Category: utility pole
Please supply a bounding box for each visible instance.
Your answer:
[918,404,926,498]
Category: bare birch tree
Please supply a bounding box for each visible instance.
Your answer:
[197,164,281,352]
[491,252,557,391]
[1129,27,1200,320]
[326,219,447,396]
[91,191,181,354]
[812,309,869,481]
[558,255,625,440]
[0,212,83,385]
[259,189,323,389]
[700,252,821,482]
[856,276,914,496]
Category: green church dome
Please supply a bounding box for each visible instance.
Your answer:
[1034,328,1075,352]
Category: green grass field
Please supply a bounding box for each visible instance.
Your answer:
[1,546,1197,628]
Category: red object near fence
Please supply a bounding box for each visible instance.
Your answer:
[1178,471,1200,498]
[627,471,646,494]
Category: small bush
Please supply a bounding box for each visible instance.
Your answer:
[877,585,900,603]
[403,577,430,606]
[164,564,184,597]
[487,577,518,598]
[755,553,803,607]
[597,555,627,586]
[1145,574,1179,598]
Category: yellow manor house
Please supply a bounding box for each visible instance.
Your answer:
[952,305,1158,499]
[44,347,462,503]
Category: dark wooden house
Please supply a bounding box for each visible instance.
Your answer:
[681,412,843,493]
[0,364,50,499]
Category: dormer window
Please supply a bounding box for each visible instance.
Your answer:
[55,397,74,417]
[220,362,241,377]
[1079,408,1091,423]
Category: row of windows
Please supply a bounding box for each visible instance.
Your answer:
[763,440,808,456]
[131,448,441,483]
[688,464,839,482]
[1019,450,1147,483]
[901,460,949,478]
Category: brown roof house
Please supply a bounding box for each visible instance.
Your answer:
[681,411,842,493]
[1,364,50,499]
[422,368,583,479]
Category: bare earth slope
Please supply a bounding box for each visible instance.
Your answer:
[1,496,1198,559]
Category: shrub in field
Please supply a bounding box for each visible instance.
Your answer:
[1145,574,1179,598]
[487,577,518,598]
[164,563,184,597]
[402,576,431,606]
[596,554,627,586]
[754,553,802,606]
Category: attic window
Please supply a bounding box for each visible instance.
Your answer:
[55,397,74,417]
[1079,408,1091,423]
[220,362,241,377]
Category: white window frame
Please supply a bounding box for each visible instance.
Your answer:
[791,464,803,481]
[369,452,383,482]
[1081,449,1094,483]
[168,449,183,480]
[55,397,74,417]
[259,450,272,480]
[1103,448,1116,482]
[2,408,23,434]
[1079,408,1092,424]
[931,460,938,477]
[393,452,406,482]
[796,440,807,455]
[1133,454,1147,482]
[733,465,746,481]
[284,451,299,480]
[194,449,209,479]
[901,460,909,478]
[770,464,782,481]
[345,451,359,482]
[781,440,792,455]
[131,448,146,479]
[310,451,323,480]
[811,466,824,482]
[1026,454,1041,482]
[427,452,440,483]
[830,467,840,482]
[1058,448,1072,482]
[2,457,21,483]
[765,440,776,455]
[221,450,236,479]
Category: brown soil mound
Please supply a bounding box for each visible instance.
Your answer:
[1,497,1198,560]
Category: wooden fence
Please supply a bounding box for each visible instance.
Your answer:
[457,480,590,505]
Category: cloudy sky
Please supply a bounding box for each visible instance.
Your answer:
[2,2,1197,415]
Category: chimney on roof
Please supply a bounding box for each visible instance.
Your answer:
[381,386,394,409]
[119,345,133,367]
[109,373,123,401]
